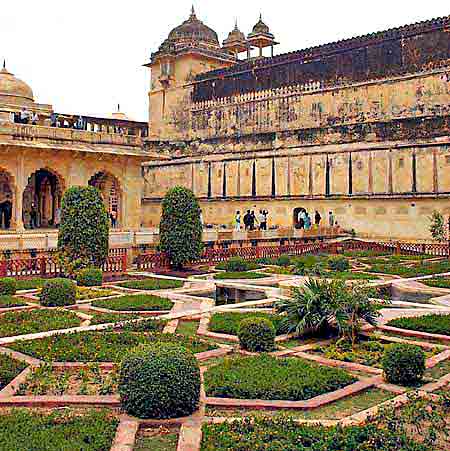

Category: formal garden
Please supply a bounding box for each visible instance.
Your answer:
[0,186,449,450]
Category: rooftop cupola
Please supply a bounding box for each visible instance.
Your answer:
[0,60,34,106]
[247,14,278,57]
[222,21,248,58]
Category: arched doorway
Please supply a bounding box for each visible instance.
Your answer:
[23,169,64,229]
[88,172,122,229]
[0,169,14,230]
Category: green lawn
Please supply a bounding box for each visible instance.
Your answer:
[176,321,199,337]
[201,416,431,451]
[116,278,184,290]
[0,354,27,390]
[204,354,356,401]
[205,388,395,420]
[0,295,27,308]
[8,331,214,362]
[208,312,283,335]
[421,278,450,289]
[387,314,450,336]
[0,309,81,338]
[92,294,174,311]
[87,311,143,325]
[0,409,118,451]
[213,271,269,280]
[134,431,179,451]
[369,260,450,278]
[15,278,48,291]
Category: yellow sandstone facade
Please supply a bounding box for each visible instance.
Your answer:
[0,8,449,250]
[142,10,450,241]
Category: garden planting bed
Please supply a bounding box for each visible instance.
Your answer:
[213,271,270,280]
[387,313,450,336]
[110,278,184,291]
[0,309,83,338]
[91,294,174,313]
[0,295,30,309]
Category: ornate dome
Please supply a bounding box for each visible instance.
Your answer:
[249,14,274,38]
[0,62,34,105]
[167,7,219,46]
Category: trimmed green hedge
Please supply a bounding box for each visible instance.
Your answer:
[387,314,450,336]
[76,267,103,287]
[40,278,76,307]
[119,343,200,419]
[209,312,283,336]
[201,417,427,451]
[0,295,27,308]
[213,271,268,280]
[0,409,118,451]
[0,278,16,296]
[237,317,275,352]
[215,257,261,272]
[58,186,109,269]
[204,354,356,401]
[117,278,184,290]
[382,343,425,386]
[92,294,174,311]
[422,278,450,289]
[0,309,80,338]
[0,354,27,390]
[8,331,214,362]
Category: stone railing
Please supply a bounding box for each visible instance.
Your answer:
[0,123,145,148]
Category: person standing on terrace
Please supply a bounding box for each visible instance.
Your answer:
[234,211,241,231]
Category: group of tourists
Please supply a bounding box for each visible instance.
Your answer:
[296,209,336,230]
[234,209,269,231]
[13,109,87,130]
[14,108,39,125]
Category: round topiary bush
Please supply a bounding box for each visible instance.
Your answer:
[40,278,77,307]
[119,343,201,419]
[223,257,251,272]
[382,343,425,386]
[327,256,350,272]
[0,277,16,296]
[273,255,291,267]
[237,317,276,352]
[76,267,103,287]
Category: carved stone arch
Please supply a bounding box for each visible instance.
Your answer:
[0,167,16,230]
[22,167,66,229]
[88,171,123,229]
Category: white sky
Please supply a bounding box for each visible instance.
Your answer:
[1,0,448,121]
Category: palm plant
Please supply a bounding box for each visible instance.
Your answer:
[275,279,337,336]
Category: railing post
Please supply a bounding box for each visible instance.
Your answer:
[0,260,7,277]
[40,256,46,276]
[122,252,128,273]
[395,242,401,255]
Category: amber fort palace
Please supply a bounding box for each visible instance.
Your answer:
[0,8,449,257]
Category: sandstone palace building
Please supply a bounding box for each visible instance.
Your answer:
[0,8,449,253]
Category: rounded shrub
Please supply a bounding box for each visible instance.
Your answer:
[223,256,251,272]
[272,255,291,267]
[382,343,425,386]
[327,256,350,272]
[119,343,201,419]
[76,267,103,287]
[237,317,276,352]
[0,278,16,296]
[40,278,77,307]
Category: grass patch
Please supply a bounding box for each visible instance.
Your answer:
[75,287,115,301]
[15,278,48,291]
[135,430,179,451]
[9,331,214,362]
[208,312,283,336]
[425,359,450,380]
[369,260,450,278]
[92,294,174,311]
[116,278,184,291]
[387,314,450,336]
[213,271,269,280]
[176,321,199,337]
[200,416,428,451]
[0,354,27,390]
[205,388,395,420]
[325,271,377,280]
[0,309,81,338]
[87,311,143,325]
[204,354,356,401]
[421,278,450,289]
[16,363,119,396]
[0,295,27,308]
[0,409,118,451]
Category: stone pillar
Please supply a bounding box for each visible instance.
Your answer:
[15,153,25,231]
